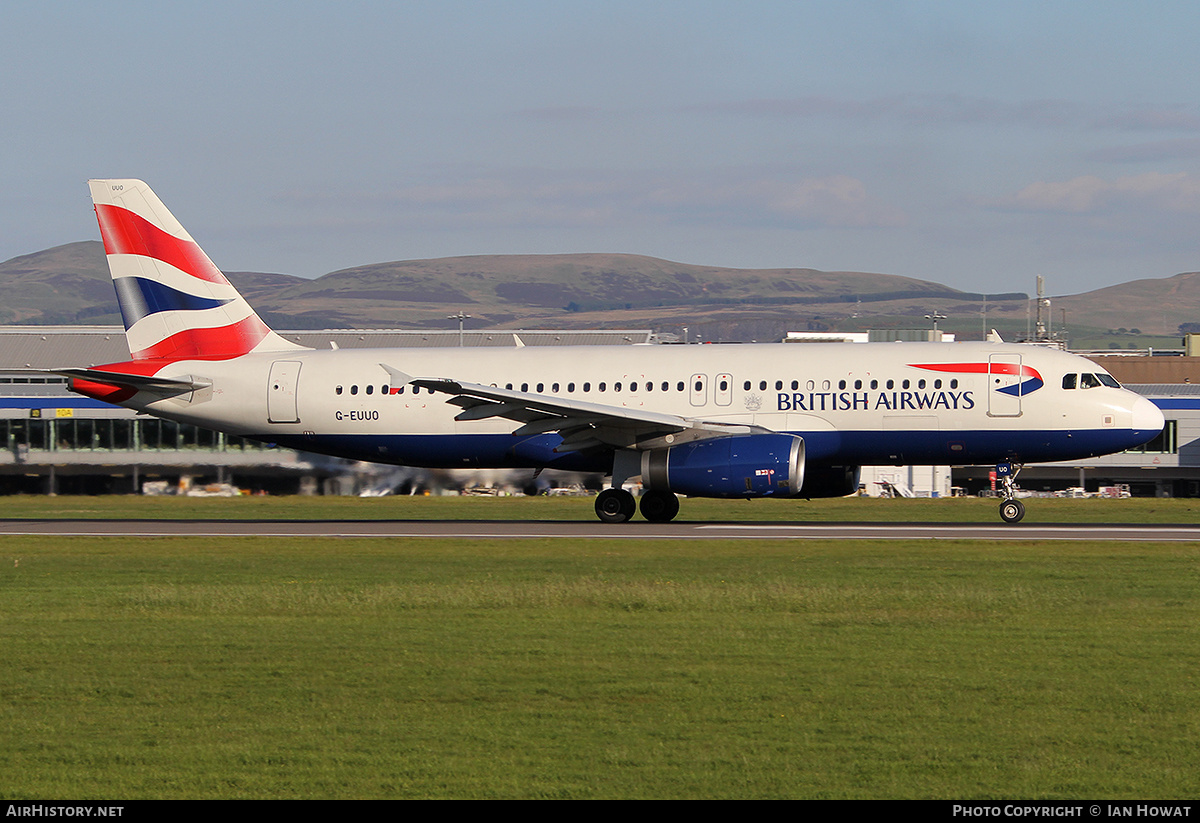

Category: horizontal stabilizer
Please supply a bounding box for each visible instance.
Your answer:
[50,367,210,396]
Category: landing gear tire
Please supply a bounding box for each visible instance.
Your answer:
[999,498,1025,524]
[595,488,637,523]
[639,489,680,523]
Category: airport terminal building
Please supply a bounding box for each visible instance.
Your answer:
[0,327,1193,497]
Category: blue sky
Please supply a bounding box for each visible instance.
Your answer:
[4,1,1200,296]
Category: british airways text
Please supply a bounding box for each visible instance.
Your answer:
[777,390,976,412]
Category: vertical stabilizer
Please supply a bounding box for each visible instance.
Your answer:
[88,179,306,361]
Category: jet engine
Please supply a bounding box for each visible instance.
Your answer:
[640,433,805,498]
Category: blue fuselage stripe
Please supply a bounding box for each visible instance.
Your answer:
[252,427,1156,472]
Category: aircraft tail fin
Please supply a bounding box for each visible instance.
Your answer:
[88,179,307,361]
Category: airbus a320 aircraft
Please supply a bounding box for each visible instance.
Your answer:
[59,179,1164,523]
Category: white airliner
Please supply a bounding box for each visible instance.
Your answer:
[59,179,1164,523]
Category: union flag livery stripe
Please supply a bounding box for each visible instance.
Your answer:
[113,276,234,329]
[130,315,274,361]
[89,180,306,365]
[910,362,1044,396]
[94,203,228,285]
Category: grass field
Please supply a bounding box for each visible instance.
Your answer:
[4,492,1200,523]
[1,496,1198,799]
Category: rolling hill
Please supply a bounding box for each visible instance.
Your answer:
[0,240,1194,341]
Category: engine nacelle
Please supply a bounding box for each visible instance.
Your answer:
[641,433,805,498]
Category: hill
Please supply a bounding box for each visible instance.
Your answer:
[0,242,1026,339]
[2,241,1193,341]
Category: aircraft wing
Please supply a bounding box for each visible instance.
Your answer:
[380,364,767,451]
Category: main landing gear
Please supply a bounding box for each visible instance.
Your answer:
[996,462,1026,524]
[594,488,681,523]
[595,488,637,523]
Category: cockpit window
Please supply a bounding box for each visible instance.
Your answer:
[1062,374,1077,390]
[1080,373,1101,389]
[1097,373,1120,388]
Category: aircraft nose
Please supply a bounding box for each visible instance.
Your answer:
[1132,395,1165,433]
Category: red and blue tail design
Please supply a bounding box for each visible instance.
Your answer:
[89,179,305,362]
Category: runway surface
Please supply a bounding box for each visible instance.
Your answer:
[3,519,1200,541]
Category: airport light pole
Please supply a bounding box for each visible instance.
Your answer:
[925,310,946,338]
[448,311,471,347]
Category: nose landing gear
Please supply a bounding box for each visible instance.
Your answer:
[996,462,1025,523]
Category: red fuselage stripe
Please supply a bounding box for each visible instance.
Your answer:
[911,362,1042,380]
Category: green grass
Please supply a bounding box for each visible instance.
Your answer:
[2,492,1200,523]
[1,535,1197,798]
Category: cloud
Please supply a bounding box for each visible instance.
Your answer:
[511,106,603,121]
[689,94,1200,134]
[1086,138,1200,163]
[992,172,1200,215]
[287,170,908,232]
[645,176,907,228]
